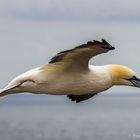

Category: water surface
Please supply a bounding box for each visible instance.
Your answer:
[0,93,140,140]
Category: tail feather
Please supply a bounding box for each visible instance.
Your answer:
[0,89,8,100]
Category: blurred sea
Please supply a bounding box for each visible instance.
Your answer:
[0,93,140,140]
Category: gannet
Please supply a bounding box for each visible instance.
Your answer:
[0,39,140,103]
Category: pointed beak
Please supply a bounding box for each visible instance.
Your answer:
[130,76,140,88]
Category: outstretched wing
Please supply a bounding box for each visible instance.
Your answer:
[49,39,115,71]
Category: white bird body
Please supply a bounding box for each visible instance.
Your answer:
[1,39,140,103]
[5,65,112,95]
[40,65,112,95]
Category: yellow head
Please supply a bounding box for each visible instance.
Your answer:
[110,65,140,87]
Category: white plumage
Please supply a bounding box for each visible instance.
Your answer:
[0,39,140,103]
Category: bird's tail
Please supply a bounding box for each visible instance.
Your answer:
[0,89,8,100]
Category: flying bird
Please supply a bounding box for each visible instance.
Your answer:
[0,39,140,103]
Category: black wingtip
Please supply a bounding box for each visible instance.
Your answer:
[110,46,115,50]
[101,38,115,50]
[93,40,101,44]
[101,39,109,44]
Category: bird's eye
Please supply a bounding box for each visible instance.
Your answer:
[132,76,137,80]
[127,76,138,81]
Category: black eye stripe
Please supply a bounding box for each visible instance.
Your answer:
[128,76,138,80]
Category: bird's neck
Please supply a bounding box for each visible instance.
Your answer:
[89,65,113,88]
